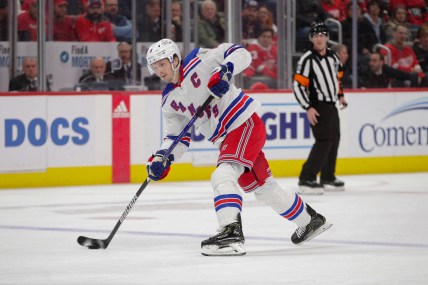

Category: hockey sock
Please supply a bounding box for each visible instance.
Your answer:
[254,177,311,227]
[211,163,245,228]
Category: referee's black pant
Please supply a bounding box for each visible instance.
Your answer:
[299,101,340,182]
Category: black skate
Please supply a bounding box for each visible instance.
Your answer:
[297,180,324,195]
[291,204,332,245]
[201,214,246,256]
[320,178,345,191]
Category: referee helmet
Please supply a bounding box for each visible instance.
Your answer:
[309,22,329,38]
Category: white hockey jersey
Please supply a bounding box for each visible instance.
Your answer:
[158,43,261,161]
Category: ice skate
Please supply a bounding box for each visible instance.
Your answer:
[321,178,345,191]
[297,180,324,195]
[291,204,332,244]
[201,214,246,256]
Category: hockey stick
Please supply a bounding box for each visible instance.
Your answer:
[77,95,215,249]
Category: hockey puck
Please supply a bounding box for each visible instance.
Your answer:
[88,246,99,249]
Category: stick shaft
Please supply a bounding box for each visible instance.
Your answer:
[105,178,150,245]
[102,96,214,247]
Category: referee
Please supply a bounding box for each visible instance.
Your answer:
[293,22,348,195]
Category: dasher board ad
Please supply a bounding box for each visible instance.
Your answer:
[0,95,111,173]
[349,92,428,157]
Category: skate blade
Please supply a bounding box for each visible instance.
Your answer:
[201,243,246,256]
[297,186,324,195]
[298,222,333,245]
[323,185,345,192]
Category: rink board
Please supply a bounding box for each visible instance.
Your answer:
[0,90,427,188]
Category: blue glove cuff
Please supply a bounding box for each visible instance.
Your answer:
[155,149,174,164]
[225,62,234,74]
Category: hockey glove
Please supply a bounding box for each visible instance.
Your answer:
[147,149,174,181]
[207,62,234,99]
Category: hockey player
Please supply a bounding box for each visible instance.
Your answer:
[145,39,332,256]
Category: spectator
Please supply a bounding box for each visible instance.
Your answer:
[104,0,132,42]
[170,0,183,42]
[359,0,387,53]
[360,52,420,88]
[79,0,90,11]
[139,0,162,42]
[256,0,277,18]
[332,43,349,64]
[117,0,132,20]
[360,0,370,10]
[341,0,383,82]
[413,23,428,74]
[117,0,146,34]
[332,44,352,88]
[243,28,277,88]
[77,57,116,90]
[256,5,277,42]
[53,0,76,41]
[384,5,416,42]
[17,0,42,41]
[197,0,225,48]
[383,24,425,79]
[320,0,347,22]
[389,0,428,26]
[18,0,76,41]
[75,0,116,42]
[9,57,44,91]
[211,0,225,13]
[0,0,7,41]
[296,0,331,51]
[106,42,142,84]
[342,3,363,52]
[64,0,84,15]
[241,0,261,44]
[20,0,34,11]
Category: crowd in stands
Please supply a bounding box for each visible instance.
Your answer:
[2,0,428,91]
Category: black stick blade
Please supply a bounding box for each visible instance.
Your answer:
[77,236,107,249]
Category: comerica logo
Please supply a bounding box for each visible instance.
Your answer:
[113,101,130,118]
[358,98,428,153]
[359,124,428,152]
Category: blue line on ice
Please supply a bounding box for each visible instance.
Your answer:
[1,224,427,249]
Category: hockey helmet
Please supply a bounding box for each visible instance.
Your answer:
[309,22,329,38]
[146,39,181,75]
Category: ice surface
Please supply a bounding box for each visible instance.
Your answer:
[1,173,427,284]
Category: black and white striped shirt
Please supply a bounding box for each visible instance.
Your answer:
[293,48,344,110]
